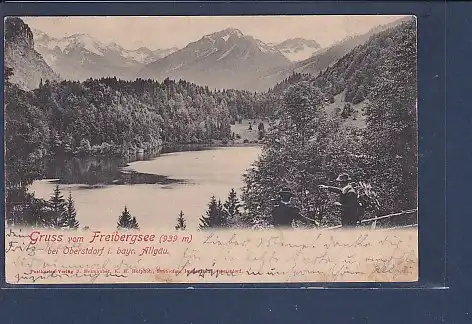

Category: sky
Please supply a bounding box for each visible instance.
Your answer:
[23,15,409,51]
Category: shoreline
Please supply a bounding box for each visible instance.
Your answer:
[32,144,263,185]
[160,142,262,154]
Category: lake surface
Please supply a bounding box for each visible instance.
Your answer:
[29,146,261,230]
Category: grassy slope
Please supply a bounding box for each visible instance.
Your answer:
[230,119,270,144]
[230,93,367,146]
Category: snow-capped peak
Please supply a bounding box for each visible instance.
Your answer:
[274,38,322,62]
[221,28,243,38]
[107,42,124,52]
[277,38,320,48]
[206,28,244,42]
[64,33,104,55]
[255,39,279,54]
[32,28,179,66]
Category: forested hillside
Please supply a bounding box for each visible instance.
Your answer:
[261,18,410,92]
[271,18,416,126]
[241,20,417,227]
[312,19,416,105]
[5,73,274,188]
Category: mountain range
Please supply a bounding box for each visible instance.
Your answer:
[137,28,295,91]
[31,28,178,81]
[6,17,409,92]
[31,26,323,91]
[261,17,411,87]
[30,27,321,90]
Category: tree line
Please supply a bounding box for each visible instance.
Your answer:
[33,77,270,157]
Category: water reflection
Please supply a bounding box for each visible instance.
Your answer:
[30,146,262,229]
[42,149,187,187]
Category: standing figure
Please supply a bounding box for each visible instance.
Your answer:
[271,187,301,228]
[318,173,361,227]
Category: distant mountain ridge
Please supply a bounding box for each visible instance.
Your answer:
[31,28,178,81]
[9,18,412,93]
[4,18,60,90]
[26,25,329,91]
[262,17,412,88]
[273,38,321,62]
[136,28,293,91]
[292,18,411,76]
[271,18,417,129]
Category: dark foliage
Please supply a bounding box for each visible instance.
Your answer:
[117,206,139,230]
[48,185,67,228]
[199,196,227,229]
[63,191,80,229]
[242,20,417,227]
[175,210,187,230]
[223,188,243,227]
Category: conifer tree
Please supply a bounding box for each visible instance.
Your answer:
[223,188,241,226]
[117,206,139,230]
[199,196,226,229]
[48,185,66,228]
[175,210,187,230]
[62,191,79,229]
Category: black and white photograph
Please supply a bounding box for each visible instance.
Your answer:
[4,15,418,283]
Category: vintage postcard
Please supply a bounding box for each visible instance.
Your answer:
[4,15,418,284]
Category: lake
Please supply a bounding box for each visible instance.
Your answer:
[28,146,261,230]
